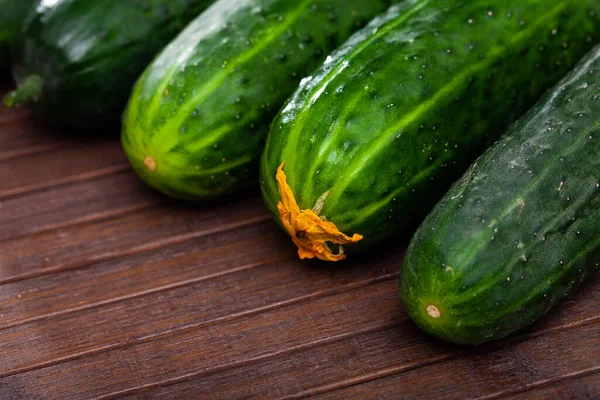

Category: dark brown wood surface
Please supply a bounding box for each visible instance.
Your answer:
[0,80,598,400]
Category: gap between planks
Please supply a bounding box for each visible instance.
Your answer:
[96,313,600,399]
[477,365,600,400]
[95,322,405,400]
[1,252,291,331]
[0,143,65,163]
[278,314,600,400]
[0,163,131,200]
[0,271,400,380]
[0,110,31,125]
[0,200,161,246]
[0,213,271,286]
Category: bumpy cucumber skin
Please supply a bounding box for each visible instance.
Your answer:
[261,0,600,252]
[122,0,393,200]
[399,46,600,346]
[11,0,214,127]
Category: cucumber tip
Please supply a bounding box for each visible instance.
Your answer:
[426,305,441,319]
[144,156,157,171]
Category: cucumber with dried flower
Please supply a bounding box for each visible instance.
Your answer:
[121,0,393,199]
[260,0,600,261]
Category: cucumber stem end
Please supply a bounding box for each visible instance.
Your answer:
[427,305,441,319]
[144,156,157,171]
[3,75,43,107]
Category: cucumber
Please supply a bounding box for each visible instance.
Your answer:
[260,0,600,262]
[0,0,37,71]
[0,0,36,46]
[121,0,393,200]
[4,0,215,127]
[399,46,600,345]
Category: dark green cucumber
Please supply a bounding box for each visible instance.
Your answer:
[122,0,393,199]
[0,0,37,71]
[399,46,600,345]
[260,0,600,258]
[0,0,35,44]
[0,0,31,44]
[4,0,215,126]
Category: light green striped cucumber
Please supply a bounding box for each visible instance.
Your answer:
[122,0,394,199]
[260,0,600,261]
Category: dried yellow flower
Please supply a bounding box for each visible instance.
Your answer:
[276,162,363,262]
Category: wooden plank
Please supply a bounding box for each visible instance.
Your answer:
[0,194,268,283]
[0,87,115,161]
[309,323,600,400]
[0,277,597,399]
[0,105,28,123]
[0,220,279,327]
[117,327,600,400]
[0,139,127,197]
[0,120,66,162]
[0,246,402,377]
[87,279,600,400]
[0,275,401,399]
[0,99,29,125]
[506,370,600,400]
[306,303,600,400]
[117,322,447,400]
[0,170,160,242]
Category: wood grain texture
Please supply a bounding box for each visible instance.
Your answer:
[309,321,600,400]
[107,281,600,400]
[0,170,159,242]
[1,82,598,400]
[0,134,128,197]
[0,195,269,282]
[0,120,65,162]
[508,371,600,400]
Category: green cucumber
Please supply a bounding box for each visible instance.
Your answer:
[260,0,600,261]
[122,0,393,199]
[4,0,215,126]
[0,0,37,71]
[0,0,35,44]
[399,46,600,345]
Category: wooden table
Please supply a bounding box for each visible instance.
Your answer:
[0,80,598,400]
